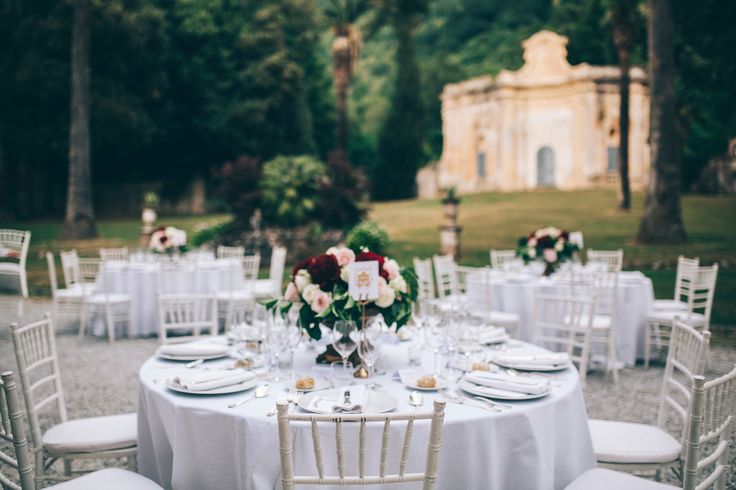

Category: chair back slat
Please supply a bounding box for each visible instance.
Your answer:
[489,249,517,269]
[413,258,435,300]
[277,400,446,489]
[687,265,718,325]
[1,372,36,490]
[674,255,699,303]
[0,230,31,266]
[99,247,129,262]
[586,249,624,273]
[217,245,244,260]
[242,254,261,283]
[157,293,217,344]
[432,255,458,299]
[269,247,287,295]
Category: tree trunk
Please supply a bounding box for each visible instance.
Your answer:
[637,0,686,244]
[332,35,351,152]
[617,50,631,210]
[62,0,97,239]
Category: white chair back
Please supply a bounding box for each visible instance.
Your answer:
[432,255,458,299]
[269,247,287,295]
[572,270,618,318]
[217,245,244,260]
[455,265,485,295]
[78,257,101,283]
[413,258,435,300]
[489,249,516,269]
[586,249,624,273]
[568,231,584,249]
[532,294,597,385]
[276,399,446,489]
[9,316,67,452]
[242,254,261,283]
[682,367,736,490]
[656,320,710,439]
[0,229,30,265]
[60,250,82,287]
[156,293,218,344]
[99,247,129,262]
[686,264,718,326]
[0,372,35,490]
[673,255,699,303]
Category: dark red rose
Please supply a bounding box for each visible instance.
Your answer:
[308,254,341,292]
[292,257,315,278]
[356,250,389,280]
[561,231,570,240]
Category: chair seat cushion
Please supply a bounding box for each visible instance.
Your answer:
[43,413,137,454]
[489,310,520,324]
[588,419,681,464]
[647,310,706,327]
[0,262,20,272]
[565,468,677,490]
[252,279,276,298]
[652,299,688,312]
[48,468,163,490]
[216,290,254,301]
[86,293,130,304]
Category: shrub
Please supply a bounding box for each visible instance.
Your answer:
[212,156,262,226]
[191,220,232,248]
[261,155,326,228]
[346,221,390,255]
[318,149,369,229]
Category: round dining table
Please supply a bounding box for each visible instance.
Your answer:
[137,337,595,490]
[465,269,654,366]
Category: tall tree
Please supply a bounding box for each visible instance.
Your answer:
[324,0,367,152]
[62,0,96,239]
[637,0,686,243]
[607,0,640,210]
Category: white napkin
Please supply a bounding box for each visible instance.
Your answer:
[465,371,549,395]
[307,386,367,413]
[158,343,229,357]
[479,327,508,344]
[173,369,254,391]
[495,352,569,368]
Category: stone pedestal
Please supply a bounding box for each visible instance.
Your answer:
[439,199,462,258]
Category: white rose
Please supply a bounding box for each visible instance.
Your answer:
[302,284,319,304]
[528,248,537,259]
[294,270,311,292]
[528,237,538,248]
[375,277,396,308]
[383,259,400,280]
[340,265,350,282]
[389,276,407,293]
[554,239,564,251]
[327,246,355,266]
[549,227,561,239]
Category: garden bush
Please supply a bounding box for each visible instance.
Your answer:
[346,221,390,255]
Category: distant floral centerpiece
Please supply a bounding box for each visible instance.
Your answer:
[516,227,579,276]
[149,226,189,254]
[270,246,418,341]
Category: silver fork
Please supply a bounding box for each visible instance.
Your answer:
[472,396,512,410]
[441,390,498,412]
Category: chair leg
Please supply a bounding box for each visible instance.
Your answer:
[608,330,619,384]
[19,269,29,298]
[78,303,89,339]
[106,305,115,344]
[644,323,652,368]
[127,302,133,338]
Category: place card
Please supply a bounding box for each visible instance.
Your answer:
[348,261,379,301]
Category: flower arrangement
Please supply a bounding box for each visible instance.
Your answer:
[149,226,189,254]
[516,227,579,275]
[272,246,418,340]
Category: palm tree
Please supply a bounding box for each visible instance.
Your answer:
[324,0,368,152]
[62,0,97,239]
[637,0,686,243]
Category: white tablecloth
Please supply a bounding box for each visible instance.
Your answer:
[137,339,595,489]
[93,259,245,337]
[466,270,654,366]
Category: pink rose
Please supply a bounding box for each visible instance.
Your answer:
[284,282,299,302]
[383,259,400,280]
[327,246,356,267]
[543,248,558,263]
[311,291,333,314]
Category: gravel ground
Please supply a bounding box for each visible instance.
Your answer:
[1,295,734,488]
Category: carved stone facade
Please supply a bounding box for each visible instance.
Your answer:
[429,30,650,194]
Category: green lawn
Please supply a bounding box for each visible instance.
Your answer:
[3,189,735,326]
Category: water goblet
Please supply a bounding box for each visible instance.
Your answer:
[332,320,358,369]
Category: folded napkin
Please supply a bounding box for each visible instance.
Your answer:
[479,327,508,344]
[465,371,549,395]
[173,369,254,391]
[158,343,229,357]
[495,352,569,368]
[307,386,367,413]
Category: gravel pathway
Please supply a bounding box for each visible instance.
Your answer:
[1,295,734,487]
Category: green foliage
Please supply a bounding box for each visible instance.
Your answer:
[191,220,232,248]
[346,221,390,255]
[319,149,369,229]
[261,155,326,228]
[212,156,263,227]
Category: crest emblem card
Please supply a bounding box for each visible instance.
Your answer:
[348,261,379,301]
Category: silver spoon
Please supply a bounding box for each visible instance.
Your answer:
[228,384,270,408]
[409,391,424,407]
[186,359,204,369]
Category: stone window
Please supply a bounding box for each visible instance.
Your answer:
[607,146,619,172]
[477,152,486,178]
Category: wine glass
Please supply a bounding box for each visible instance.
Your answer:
[267,324,288,381]
[358,317,384,390]
[425,316,447,376]
[332,320,358,369]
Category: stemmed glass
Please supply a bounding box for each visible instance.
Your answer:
[267,324,288,381]
[332,320,358,369]
[358,316,384,390]
[425,314,447,376]
[284,307,303,379]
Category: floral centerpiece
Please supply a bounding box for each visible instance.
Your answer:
[149,226,189,254]
[270,246,418,342]
[516,227,579,276]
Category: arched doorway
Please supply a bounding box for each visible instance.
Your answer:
[537,146,555,187]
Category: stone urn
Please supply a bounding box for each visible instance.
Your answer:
[439,187,462,258]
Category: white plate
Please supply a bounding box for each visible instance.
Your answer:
[157,351,230,362]
[292,377,330,392]
[480,334,510,345]
[458,378,550,401]
[492,358,570,372]
[403,375,449,391]
[298,389,398,414]
[166,377,258,395]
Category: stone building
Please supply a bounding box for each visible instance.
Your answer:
[426,30,650,195]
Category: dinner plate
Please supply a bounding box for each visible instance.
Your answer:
[292,377,330,392]
[298,389,398,414]
[458,378,550,401]
[492,357,571,372]
[166,377,258,395]
[480,334,510,345]
[157,351,230,362]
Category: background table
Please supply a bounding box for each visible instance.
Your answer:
[466,270,654,366]
[92,258,245,337]
[137,339,595,489]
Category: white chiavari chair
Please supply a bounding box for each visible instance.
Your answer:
[78,262,132,343]
[432,255,461,302]
[565,365,736,490]
[532,293,597,386]
[216,245,244,260]
[157,293,218,344]
[588,320,710,478]
[254,247,287,299]
[9,317,137,484]
[0,229,31,298]
[455,265,484,294]
[645,264,718,367]
[0,371,162,490]
[276,399,446,489]
[46,253,85,327]
[465,268,520,337]
[586,249,624,273]
[99,247,129,262]
[413,258,435,301]
[489,249,517,269]
[652,256,699,312]
[568,231,584,249]
[241,253,261,283]
[216,254,260,326]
